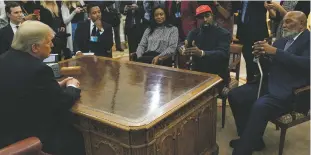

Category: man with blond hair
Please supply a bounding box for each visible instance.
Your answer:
[0,21,85,155]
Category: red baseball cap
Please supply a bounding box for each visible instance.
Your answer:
[196,5,213,16]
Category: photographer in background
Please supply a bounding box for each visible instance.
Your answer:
[120,1,145,55]
[39,0,68,60]
[61,0,85,54]
[265,0,310,39]
[100,1,124,51]
[18,0,41,21]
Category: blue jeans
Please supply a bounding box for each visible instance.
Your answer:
[71,23,78,42]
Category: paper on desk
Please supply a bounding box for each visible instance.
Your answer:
[43,54,57,62]
[83,53,94,56]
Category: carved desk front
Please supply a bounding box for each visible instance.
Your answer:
[58,56,222,155]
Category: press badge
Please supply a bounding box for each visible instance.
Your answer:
[175,12,181,18]
[90,36,99,42]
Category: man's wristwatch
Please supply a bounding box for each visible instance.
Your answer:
[201,50,205,57]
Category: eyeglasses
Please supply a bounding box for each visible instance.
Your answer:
[196,12,213,19]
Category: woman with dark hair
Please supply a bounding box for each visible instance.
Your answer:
[135,6,178,65]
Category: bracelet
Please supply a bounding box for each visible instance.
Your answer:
[201,50,204,57]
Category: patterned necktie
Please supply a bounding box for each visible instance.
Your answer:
[284,38,294,51]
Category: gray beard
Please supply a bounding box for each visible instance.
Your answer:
[282,30,300,39]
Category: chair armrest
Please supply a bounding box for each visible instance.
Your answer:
[0,137,42,155]
[230,44,243,54]
[129,53,137,61]
[294,85,310,95]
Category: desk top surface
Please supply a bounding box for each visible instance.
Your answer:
[59,56,221,130]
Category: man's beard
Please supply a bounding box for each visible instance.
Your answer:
[282,30,300,38]
[200,22,213,30]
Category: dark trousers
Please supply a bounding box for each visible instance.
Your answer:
[90,42,112,58]
[113,24,122,49]
[136,52,172,67]
[242,40,259,82]
[94,51,112,58]
[42,124,85,155]
[228,84,292,155]
[126,24,144,54]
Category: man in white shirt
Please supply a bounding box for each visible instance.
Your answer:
[0,2,23,55]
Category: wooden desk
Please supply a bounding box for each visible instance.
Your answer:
[58,56,222,155]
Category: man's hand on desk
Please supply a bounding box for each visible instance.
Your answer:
[66,78,80,88]
[252,40,277,56]
[75,51,84,56]
[58,77,73,87]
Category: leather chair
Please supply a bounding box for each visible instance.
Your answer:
[0,137,50,155]
[270,85,310,155]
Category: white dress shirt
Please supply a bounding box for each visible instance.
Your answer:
[67,84,78,88]
[287,31,303,49]
[10,22,20,34]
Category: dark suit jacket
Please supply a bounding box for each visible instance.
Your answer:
[0,49,81,150]
[187,25,231,85]
[236,1,268,43]
[74,20,113,57]
[0,25,14,55]
[39,5,65,32]
[268,30,310,101]
[120,1,144,34]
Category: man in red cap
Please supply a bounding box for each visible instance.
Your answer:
[179,5,231,88]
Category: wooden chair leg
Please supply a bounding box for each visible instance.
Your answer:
[279,128,287,155]
[222,98,226,128]
[236,63,240,81]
